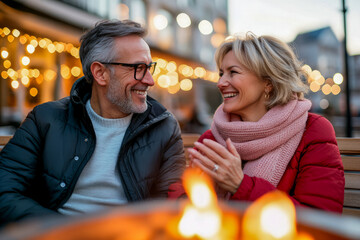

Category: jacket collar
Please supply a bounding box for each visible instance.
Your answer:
[70,76,92,106]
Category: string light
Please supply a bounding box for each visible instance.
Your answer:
[153,14,168,30]
[21,56,30,66]
[1,26,216,94]
[176,13,191,28]
[29,87,38,97]
[180,79,193,91]
[305,66,343,96]
[1,48,9,59]
[11,80,19,89]
[26,44,35,54]
[3,60,11,69]
[333,73,343,85]
[198,20,213,35]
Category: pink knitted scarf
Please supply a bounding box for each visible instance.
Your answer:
[211,99,312,187]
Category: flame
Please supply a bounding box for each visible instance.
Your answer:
[178,168,222,239]
[243,190,297,240]
[182,168,218,209]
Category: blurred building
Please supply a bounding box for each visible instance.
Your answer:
[0,0,228,134]
[292,26,360,136]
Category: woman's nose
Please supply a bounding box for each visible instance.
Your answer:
[217,76,230,88]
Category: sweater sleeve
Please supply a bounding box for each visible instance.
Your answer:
[0,108,59,226]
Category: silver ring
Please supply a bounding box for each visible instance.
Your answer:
[213,164,219,172]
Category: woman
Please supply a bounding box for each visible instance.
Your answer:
[169,33,345,213]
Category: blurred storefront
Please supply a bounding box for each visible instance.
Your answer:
[0,0,228,134]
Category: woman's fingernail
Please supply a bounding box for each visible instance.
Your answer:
[187,148,196,154]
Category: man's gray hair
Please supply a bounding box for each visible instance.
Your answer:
[79,19,146,84]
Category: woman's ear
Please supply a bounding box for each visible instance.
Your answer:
[264,78,273,93]
[91,62,109,86]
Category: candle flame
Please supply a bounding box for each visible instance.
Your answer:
[178,168,222,239]
[182,168,218,209]
[243,190,297,240]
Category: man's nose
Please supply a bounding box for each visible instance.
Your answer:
[141,70,155,86]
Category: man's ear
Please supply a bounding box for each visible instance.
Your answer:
[91,62,109,86]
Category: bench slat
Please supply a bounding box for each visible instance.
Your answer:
[337,138,360,155]
[343,206,360,218]
[343,189,360,208]
[0,136,12,151]
[342,156,360,171]
[344,172,360,189]
[0,136,12,145]
[182,134,200,148]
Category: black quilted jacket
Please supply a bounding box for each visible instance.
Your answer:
[0,77,185,225]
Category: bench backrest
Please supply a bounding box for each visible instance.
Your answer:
[336,137,360,218]
[0,136,12,152]
[1,134,359,217]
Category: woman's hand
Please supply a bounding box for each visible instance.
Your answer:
[188,138,244,194]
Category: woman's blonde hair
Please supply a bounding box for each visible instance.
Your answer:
[215,32,309,109]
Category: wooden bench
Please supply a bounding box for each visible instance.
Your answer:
[0,135,12,152]
[182,134,360,218]
[337,137,360,218]
[1,134,359,217]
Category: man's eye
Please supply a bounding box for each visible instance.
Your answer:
[136,64,146,72]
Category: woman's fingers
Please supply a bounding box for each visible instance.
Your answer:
[201,139,238,162]
[226,138,240,158]
[194,141,223,164]
[187,148,216,171]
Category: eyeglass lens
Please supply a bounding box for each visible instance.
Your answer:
[135,63,156,80]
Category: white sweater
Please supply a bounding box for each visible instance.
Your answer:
[58,100,132,215]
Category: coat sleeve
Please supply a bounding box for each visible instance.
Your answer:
[230,115,345,213]
[0,108,59,226]
[152,116,186,198]
[287,116,344,213]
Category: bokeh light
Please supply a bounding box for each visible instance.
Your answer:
[331,84,341,95]
[333,73,343,85]
[322,84,331,95]
[1,49,9,59]
[29,87,38,97]
[11,80,19,89]
[154,14,168,30]
[180,79,193,91]
[319,99,329,109]
[198,20,213,35]
[21,56,30,66]
[177,13,191,28]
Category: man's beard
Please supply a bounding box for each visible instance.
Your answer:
[106,76,148,115]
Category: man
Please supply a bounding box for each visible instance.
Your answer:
[0,20,185,225]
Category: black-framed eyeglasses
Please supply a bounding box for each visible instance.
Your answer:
[100,61,157,81]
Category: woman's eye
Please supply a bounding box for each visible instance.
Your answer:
[219,72,223,77]
[230,70,238,75]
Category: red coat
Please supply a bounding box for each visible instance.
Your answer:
[169,113,345,213]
